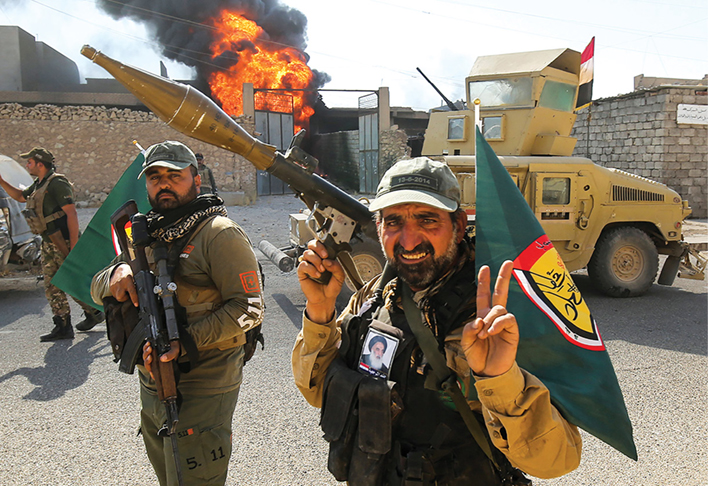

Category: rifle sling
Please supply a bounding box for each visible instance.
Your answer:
[162,215,220,373]
[400,283,499,470]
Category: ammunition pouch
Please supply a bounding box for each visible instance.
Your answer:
[102,296,141,364]
[321,358,392,485]
[22,172,69,236]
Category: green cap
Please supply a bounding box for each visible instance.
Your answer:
[20,147,54,165]
[369,157,460,212]
[138,140,198,179]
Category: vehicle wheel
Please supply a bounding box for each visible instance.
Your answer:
[337,238,386,308]
[587,227,659,297]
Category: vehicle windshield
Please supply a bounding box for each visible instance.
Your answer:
[468,78,533,108]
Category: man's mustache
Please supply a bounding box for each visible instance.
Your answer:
[156,189,177,199]
[393,241,434,258]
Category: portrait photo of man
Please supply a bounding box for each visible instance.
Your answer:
[359,331,396,378]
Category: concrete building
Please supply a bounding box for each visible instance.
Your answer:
[0,26,80,92]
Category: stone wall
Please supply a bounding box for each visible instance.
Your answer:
[571,87,707,218]
[379,125,411,173]
[312,125,411,193]
[0,103,259,206]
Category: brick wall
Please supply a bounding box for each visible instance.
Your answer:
[0,103,259,206]
[571,87,708,218]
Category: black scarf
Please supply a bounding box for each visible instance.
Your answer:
[146,194,228,243]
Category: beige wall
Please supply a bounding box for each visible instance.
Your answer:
[0,103,259,206]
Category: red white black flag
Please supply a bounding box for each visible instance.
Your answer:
[576,37,595,110]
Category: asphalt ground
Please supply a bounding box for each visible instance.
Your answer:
[0,195,705,486]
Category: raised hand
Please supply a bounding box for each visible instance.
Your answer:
[461,260,520,377]
[297,239,345,324]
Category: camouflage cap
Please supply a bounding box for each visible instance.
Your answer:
[138,140,198,179]
[368,157,460,212]
[20,147,54,165]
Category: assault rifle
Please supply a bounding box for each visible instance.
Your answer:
[82,45,377,289]
[110,199,184,486]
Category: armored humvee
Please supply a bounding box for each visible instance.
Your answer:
[261,47,704,298]
[421,47,704,297]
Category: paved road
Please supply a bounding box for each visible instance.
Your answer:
[0,196,705,485]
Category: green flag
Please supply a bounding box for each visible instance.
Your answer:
[52,154,150,310]
[474,126,637,459]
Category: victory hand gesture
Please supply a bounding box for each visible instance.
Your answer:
[461,260,519,377]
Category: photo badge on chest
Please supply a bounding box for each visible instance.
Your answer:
[358,325,400,380]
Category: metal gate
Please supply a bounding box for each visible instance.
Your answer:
[358,93,379,194]
[255,91,295,195]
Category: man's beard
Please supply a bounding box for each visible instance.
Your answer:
[369,354,385,370]
[384,227,460,290]
[148,184,198,212]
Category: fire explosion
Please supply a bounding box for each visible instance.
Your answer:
[208,11,316,132]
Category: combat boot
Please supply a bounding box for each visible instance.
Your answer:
[40,314,74,342]
[76,310,105,332]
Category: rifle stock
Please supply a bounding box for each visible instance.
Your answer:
[82,45,378,289]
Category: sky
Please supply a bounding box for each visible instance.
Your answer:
[0,0,706,112]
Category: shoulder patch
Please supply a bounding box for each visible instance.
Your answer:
[180,244,195,259]
[240,271,261,293]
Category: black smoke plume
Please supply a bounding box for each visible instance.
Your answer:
[95,0,330,102]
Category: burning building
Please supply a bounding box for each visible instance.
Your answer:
[95,0,330,132]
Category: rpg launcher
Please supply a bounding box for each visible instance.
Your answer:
[110,199,184,486]
[81,45,376,288]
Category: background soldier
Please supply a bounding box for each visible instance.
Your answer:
[91,141,264,486]
[195,153,218,195]
[0,147,104,341]
[293,157,582,485]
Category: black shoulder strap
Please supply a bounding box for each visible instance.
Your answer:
[162,216,220,372]
[400,282,499,470]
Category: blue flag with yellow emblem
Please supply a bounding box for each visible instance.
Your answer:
[474,126,637,459]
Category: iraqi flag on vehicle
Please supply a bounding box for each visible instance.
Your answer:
[576,37,595,110]
[473,125,637,460]
[52,152,150,310]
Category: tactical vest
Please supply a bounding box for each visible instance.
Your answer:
[22,172,69,236]
[320,260,529,486]
[160,215,250,352]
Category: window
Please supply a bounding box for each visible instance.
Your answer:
[447,116,466,141]
[538,80,577,112]
[468,78,533,108]
[542,177,571,205]
[481,116,502,140]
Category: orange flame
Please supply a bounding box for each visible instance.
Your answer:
[208,11,315,133]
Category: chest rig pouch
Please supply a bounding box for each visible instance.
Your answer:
[22,172,68,235]
[320,266,412,485]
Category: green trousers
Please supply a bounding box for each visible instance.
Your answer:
[140,385,241,486]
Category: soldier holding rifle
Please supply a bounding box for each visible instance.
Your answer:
[91,141,264,486]
[0,147,104,341]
